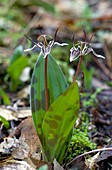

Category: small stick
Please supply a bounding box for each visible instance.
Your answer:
[67,147,112,167]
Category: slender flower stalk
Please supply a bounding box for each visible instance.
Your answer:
[73,55,83,82]
[44,55,49,110]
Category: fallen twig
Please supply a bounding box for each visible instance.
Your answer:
[67,147,112,167]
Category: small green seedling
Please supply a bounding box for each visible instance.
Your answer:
[6,46,28,91]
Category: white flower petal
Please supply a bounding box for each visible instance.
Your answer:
[70,47,81,62]
[54,42,68,46]
[83,47,105,59]
[91,49,105,59]
[82,44,89,55]
[41,44,52,58]
[83,47,92,55]
[49,40,54,47]
[24,45,37,52]
[70,54,80,62]
[37,42,43,48]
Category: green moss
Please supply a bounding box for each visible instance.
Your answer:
[65,112,96,163]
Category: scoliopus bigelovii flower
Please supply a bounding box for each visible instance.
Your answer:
[24,34,68,58]
[70,41,105,62]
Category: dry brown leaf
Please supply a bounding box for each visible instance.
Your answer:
[10,117,41,159]
[0,107,31,120]
[0,160,35,170]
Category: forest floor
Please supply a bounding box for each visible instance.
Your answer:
[0,0,112,169]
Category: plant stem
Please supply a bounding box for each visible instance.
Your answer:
[44,55,49,111]
[73,55,83,82]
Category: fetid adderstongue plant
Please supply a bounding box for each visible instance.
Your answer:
[24,33,80,163]
[24,31,105,165]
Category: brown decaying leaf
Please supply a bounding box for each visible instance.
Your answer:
[0,160,35,170]
[85,152,100,170]
[0,107,31,121]
[10,117,41,158]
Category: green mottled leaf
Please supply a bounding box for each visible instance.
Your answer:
[30,53,68,142]
[10,45,23,65]
[7,56,28,91]
[42,82,80,163]
[30,53,45,141]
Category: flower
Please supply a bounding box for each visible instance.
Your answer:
[24,35,68,58]
[70,41,105,62]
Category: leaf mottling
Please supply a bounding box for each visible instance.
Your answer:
[37,124,41,129]
[41,89,46,110]
[50,120,58,129]
[59,136,66,143]
[33,75,38,83]
[44,119,58,129]
[54,115,62,121]
[34,98,41,111]
[48,138,56,146]
[48,106,54,112]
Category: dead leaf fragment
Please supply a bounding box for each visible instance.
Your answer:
[0,107,31,121]
[0,137,19,155]
[12,136,30,160]
[10,117,41,160]
[85,152,100,170]
[53,159,64,170]
[0,160,35,170]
